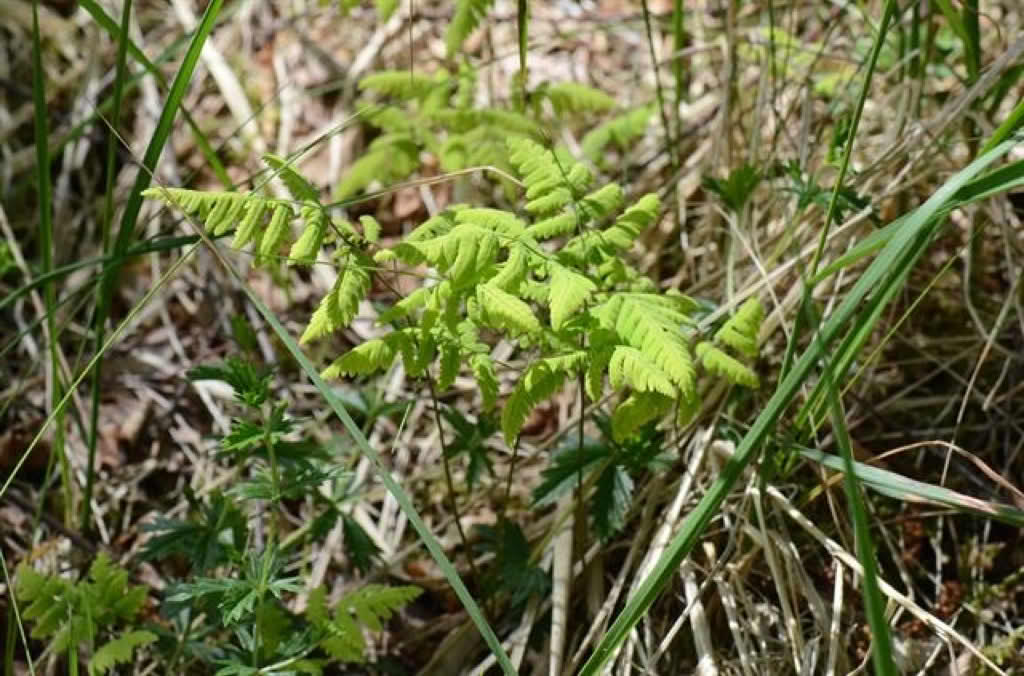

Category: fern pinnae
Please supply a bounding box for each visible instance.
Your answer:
[695,341,759,388]
[233,198,269,249]
[611,391,672,442]
[446,0,497,55]
[608,346,677,397]
[289,203,327,264]
[548,264,596,330]
[502,362,569,445]
[259,203,294,260]
[262,152,319,202]
[476,283,542,336]
[714,297,764,357]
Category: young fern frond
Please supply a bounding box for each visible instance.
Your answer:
[262,152,319,202]
[581,104,655,164]
[306,584,422,664]
[540,82,617,115]
[300,253,373,344]
[502,359,572,445]
[714,297,764,357]
[696,341,759,388]
[358,70,438,100]
[446,0,497,56]
[548,263,596,330]
[611,391,673,442]
[88,631,157,676]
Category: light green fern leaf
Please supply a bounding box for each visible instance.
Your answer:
[502,362,569,445]
[89,631,157,676]
[477,283,542,336]
[580,183,625,220]
[204,192,249,236]
[438,342,461,390]
[259,204,294,259]
[582,104,654,162]
[601,192,660,249]
[335,135,419,199]
[526,187,573,215]
[232,199,269,249]
[322,335,401,379]
[263,153,319,202]
[341,584,422,632]
[611,391,673,442]
[714,297,764,357]
[608,346,677,396]
[446,0,496,55]
[696,342,759,388]
[489,245,530,292]
[456,208,527,238]
[548,264,596,330]
[542,82,616,115]
[527,211,577,240]
[470,353,499,410]
[377,287,431,324]
[300,256,372,343]
[360,215,382,243]
[289,203,327,264]
[358,71,436,100]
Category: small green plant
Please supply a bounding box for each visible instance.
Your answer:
[145,134,764,458]
[138,356,420,672]
[15,553,157,675]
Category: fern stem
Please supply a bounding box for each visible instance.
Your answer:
[425,377,483,587]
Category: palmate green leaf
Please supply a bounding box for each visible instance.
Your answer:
[477,283,542,336]
[532,437,608,506]
[548,264,596,330]
[300,254,372,343]
[591,464,633,540]
[474,519,550,606]
[696,342,759,388]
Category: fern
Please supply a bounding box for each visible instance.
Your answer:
[696,342,759,388]
[714,297,764,357]
[306,584,422,663]
[300,252,373,343]
[539,82,617,115]
[16,554,151,668]
[445,0,497,55]
[89,630,157,676]
[582,104,655,164]
[502,357,577,445]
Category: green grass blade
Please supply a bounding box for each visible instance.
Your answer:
[815,329,897,674]
[85,0,223,529]
[579,135,1022,676]
[32,0,72,526]
[799,448,1024,528]
[79,0,231,187]
[84,0,133,531]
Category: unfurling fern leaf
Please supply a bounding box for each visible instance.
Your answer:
[714,297,764,357]
[446,0,497,56]
[89,631,157,676]
[548,264,596,330]
[300,253,372,343]
[695,342,758,387]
